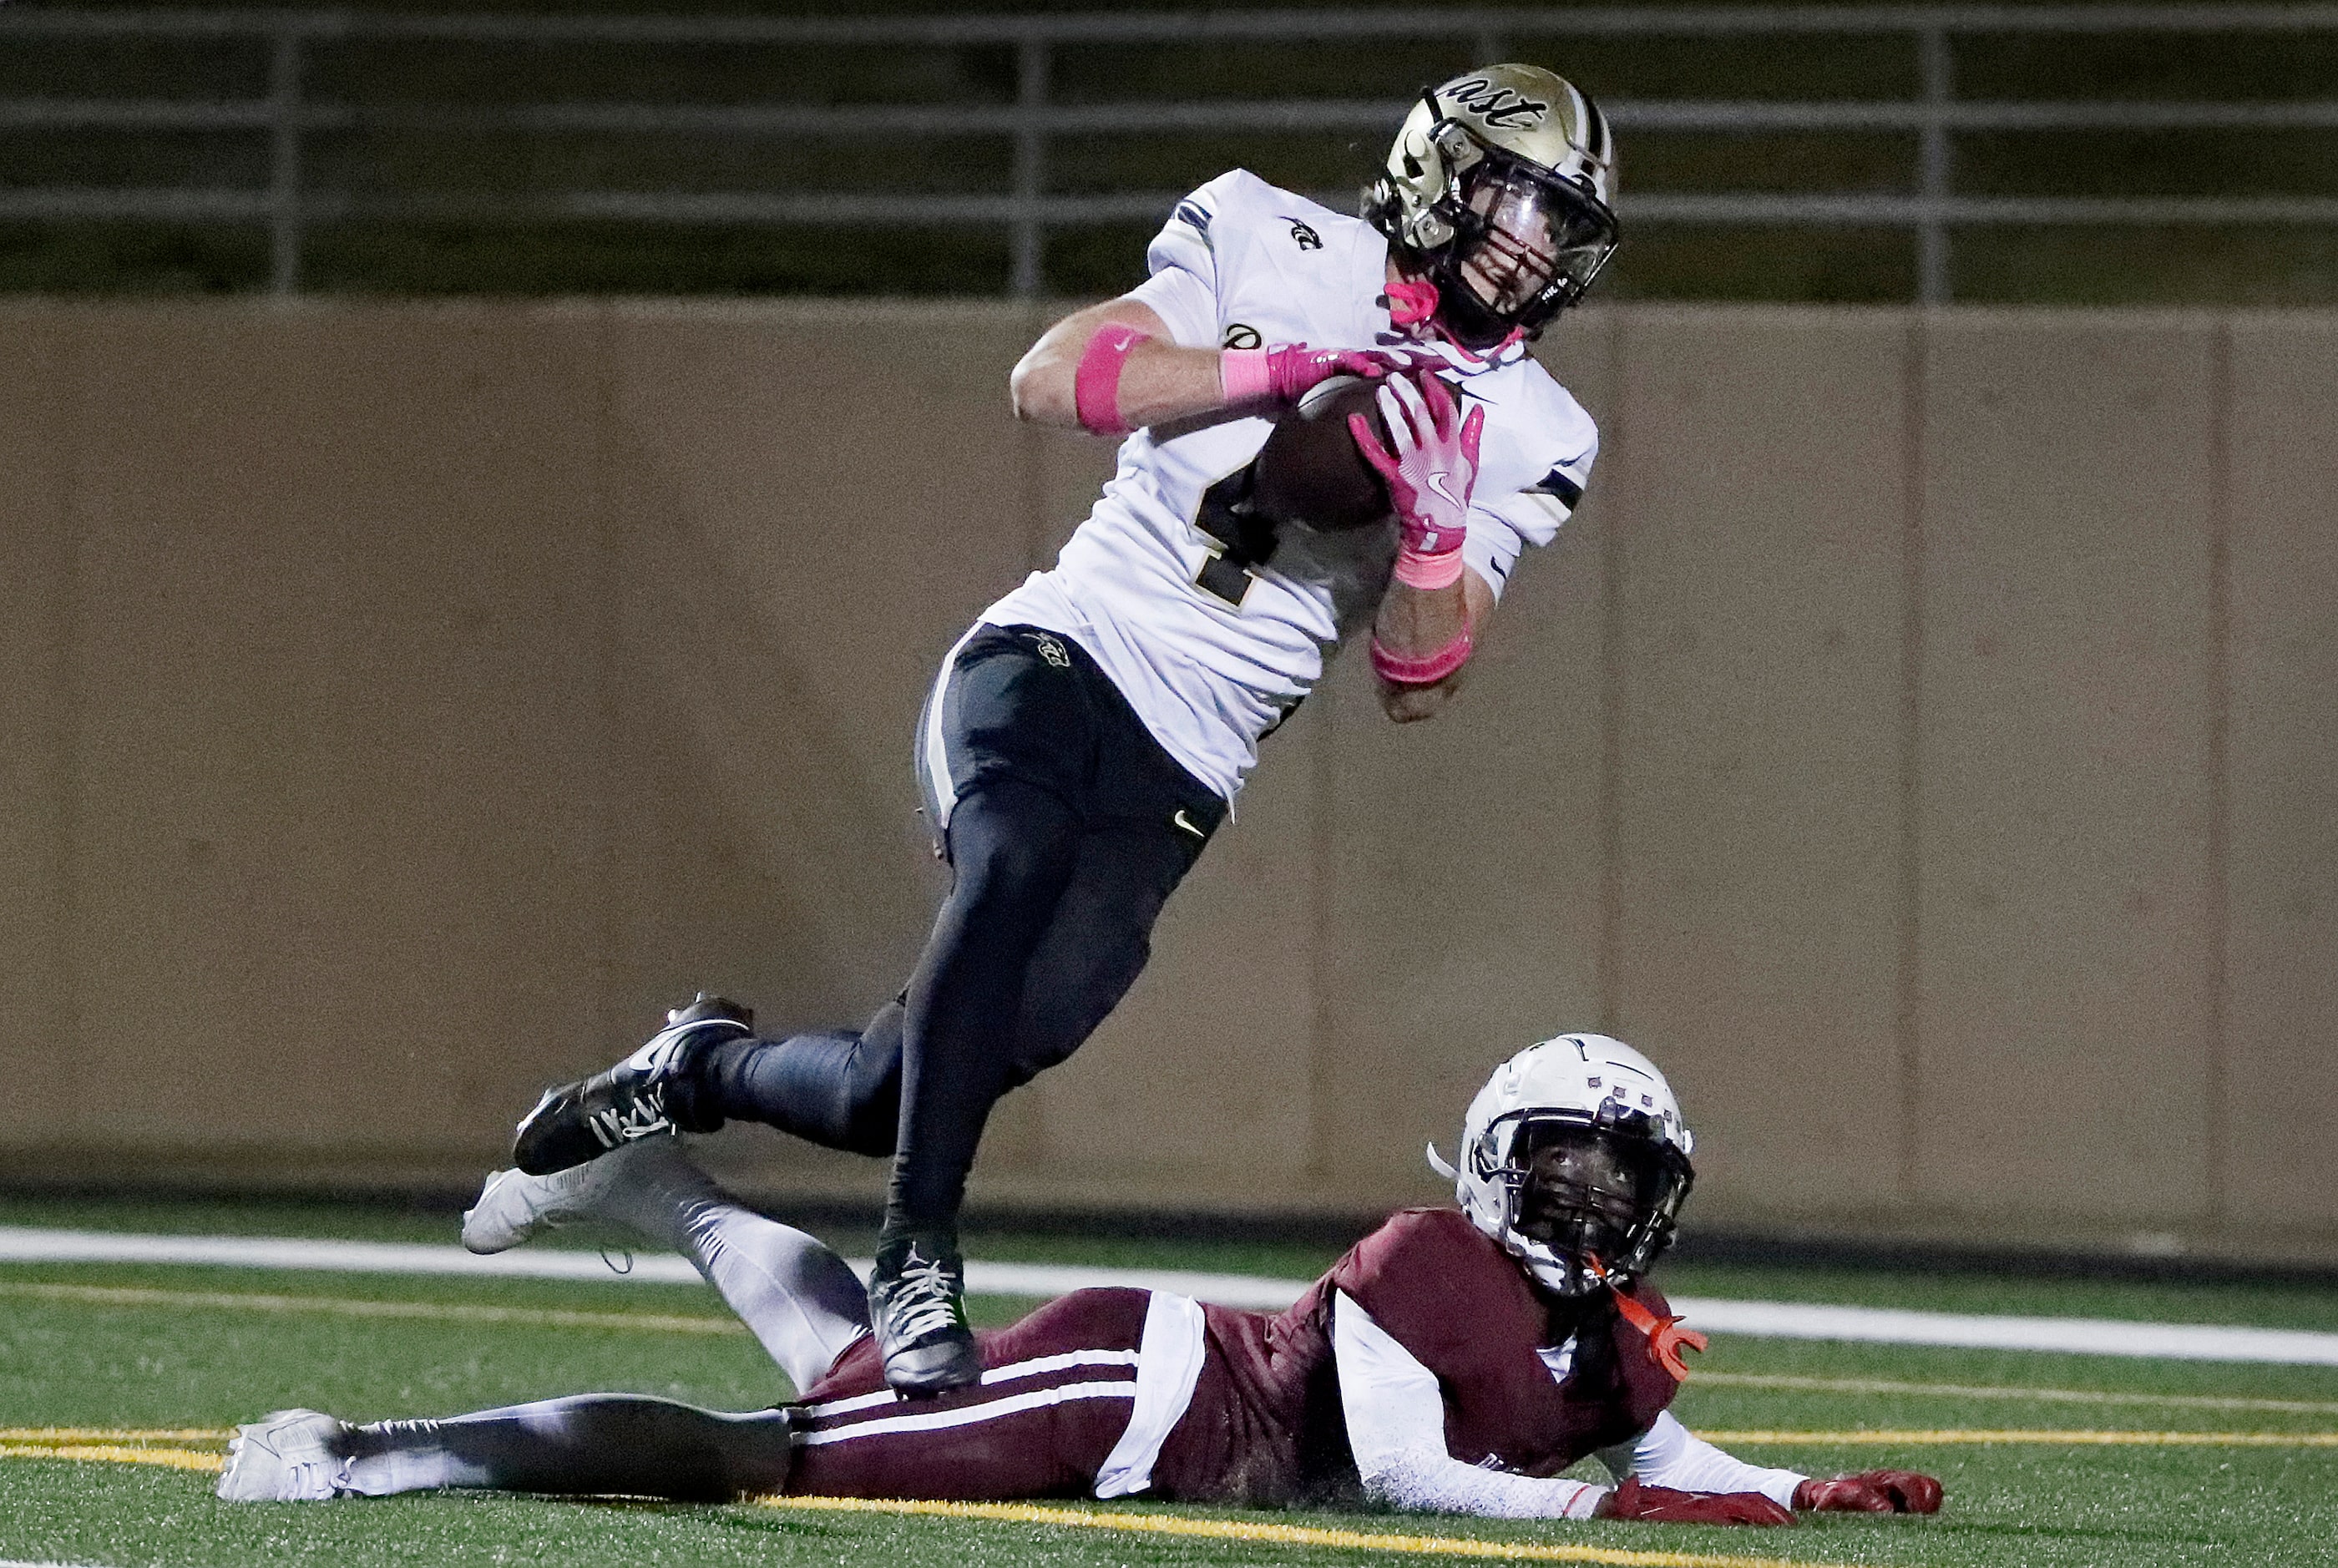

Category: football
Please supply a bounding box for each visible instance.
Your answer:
[1250,375,1393,534]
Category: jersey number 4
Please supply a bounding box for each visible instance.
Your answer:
[1192,460,1278,609]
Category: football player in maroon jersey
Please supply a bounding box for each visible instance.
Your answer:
[219,1035,1941,1527]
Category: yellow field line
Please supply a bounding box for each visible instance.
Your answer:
[756,1495,1880,1568]
[0,1279,743,1336]
[0,1443,225,1473]
[18,1418,2338,1464]
[0,1444,1870,1565]
[1694,1371,2338,1416]
[1705,1429,2338,1447]
[0,1428,230,1444]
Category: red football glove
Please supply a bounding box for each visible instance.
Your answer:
[1221,344,1443,404]
[1597,1478,1795,1527]
[1794,1470,1944,1514]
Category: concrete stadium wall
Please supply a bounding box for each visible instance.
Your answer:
[1,299,2331,1264]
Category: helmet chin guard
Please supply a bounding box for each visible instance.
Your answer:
[1436,1034,1695,1298]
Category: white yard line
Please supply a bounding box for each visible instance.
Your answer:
[949,1257,1303,1309]
[0,1225,1296,1305]
[1691,1370,2338,1414]
[1667,1297,2338,1366]
[4,1225,2337,1364]
[0,1225,706,1286]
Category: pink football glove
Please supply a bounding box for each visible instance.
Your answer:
[1794,1470,1944,1515]
[1221,344,1444,404]
[1349,372,1485,559]
[1597,1479,1796,1527]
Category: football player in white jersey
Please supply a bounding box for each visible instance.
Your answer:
[506,65,1624,1396]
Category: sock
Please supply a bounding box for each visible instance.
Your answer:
[700,1004,904,1157]
[340,1433,492,1497]
[342,1398,792,1501]
[585,1141,871,1392]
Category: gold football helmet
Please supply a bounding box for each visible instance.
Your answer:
[1364,64,1621,346]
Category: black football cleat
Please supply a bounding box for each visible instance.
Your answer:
[511,993,755,1176]
[868,1234,983,1397]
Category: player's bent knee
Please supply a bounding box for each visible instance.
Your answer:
[839,1076,903,1156]
[1010,942,1151,1084]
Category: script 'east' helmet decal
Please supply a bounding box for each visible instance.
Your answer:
[1364,63,1622,347]
[1443,73,1552,130]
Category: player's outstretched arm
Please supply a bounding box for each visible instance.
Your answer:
[1011,299,1218,431]
[1333,1291,1789,1526]
[1012,297,1436,435]
[1598,1414,1942,1519]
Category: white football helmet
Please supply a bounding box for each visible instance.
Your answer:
[1363,63,1621,347]
[1430,1033,1694,1297]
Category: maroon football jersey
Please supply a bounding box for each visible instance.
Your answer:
[1153,1207,1682,1505]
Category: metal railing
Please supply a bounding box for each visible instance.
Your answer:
[5,5,2338,301]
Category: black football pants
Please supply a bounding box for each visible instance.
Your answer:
[698,625,1225,1237]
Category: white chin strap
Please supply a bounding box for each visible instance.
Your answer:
[1425,1142,1460,1180]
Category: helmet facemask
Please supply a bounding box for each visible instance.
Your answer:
[1390,109,1620,349]
[1472,1107,1692,1297]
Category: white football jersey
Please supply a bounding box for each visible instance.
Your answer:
[982,169,1598,801]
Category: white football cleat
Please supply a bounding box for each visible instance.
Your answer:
[461,1134,679,1255]
[215,1409,352,1502]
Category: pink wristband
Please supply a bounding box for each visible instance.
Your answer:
[1392,544,1468,591]
[1370,627,1475,686]
[1219,346,1273,402]
[1074,324,1151,435]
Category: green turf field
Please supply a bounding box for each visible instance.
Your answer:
[2,1196,2335,1567]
